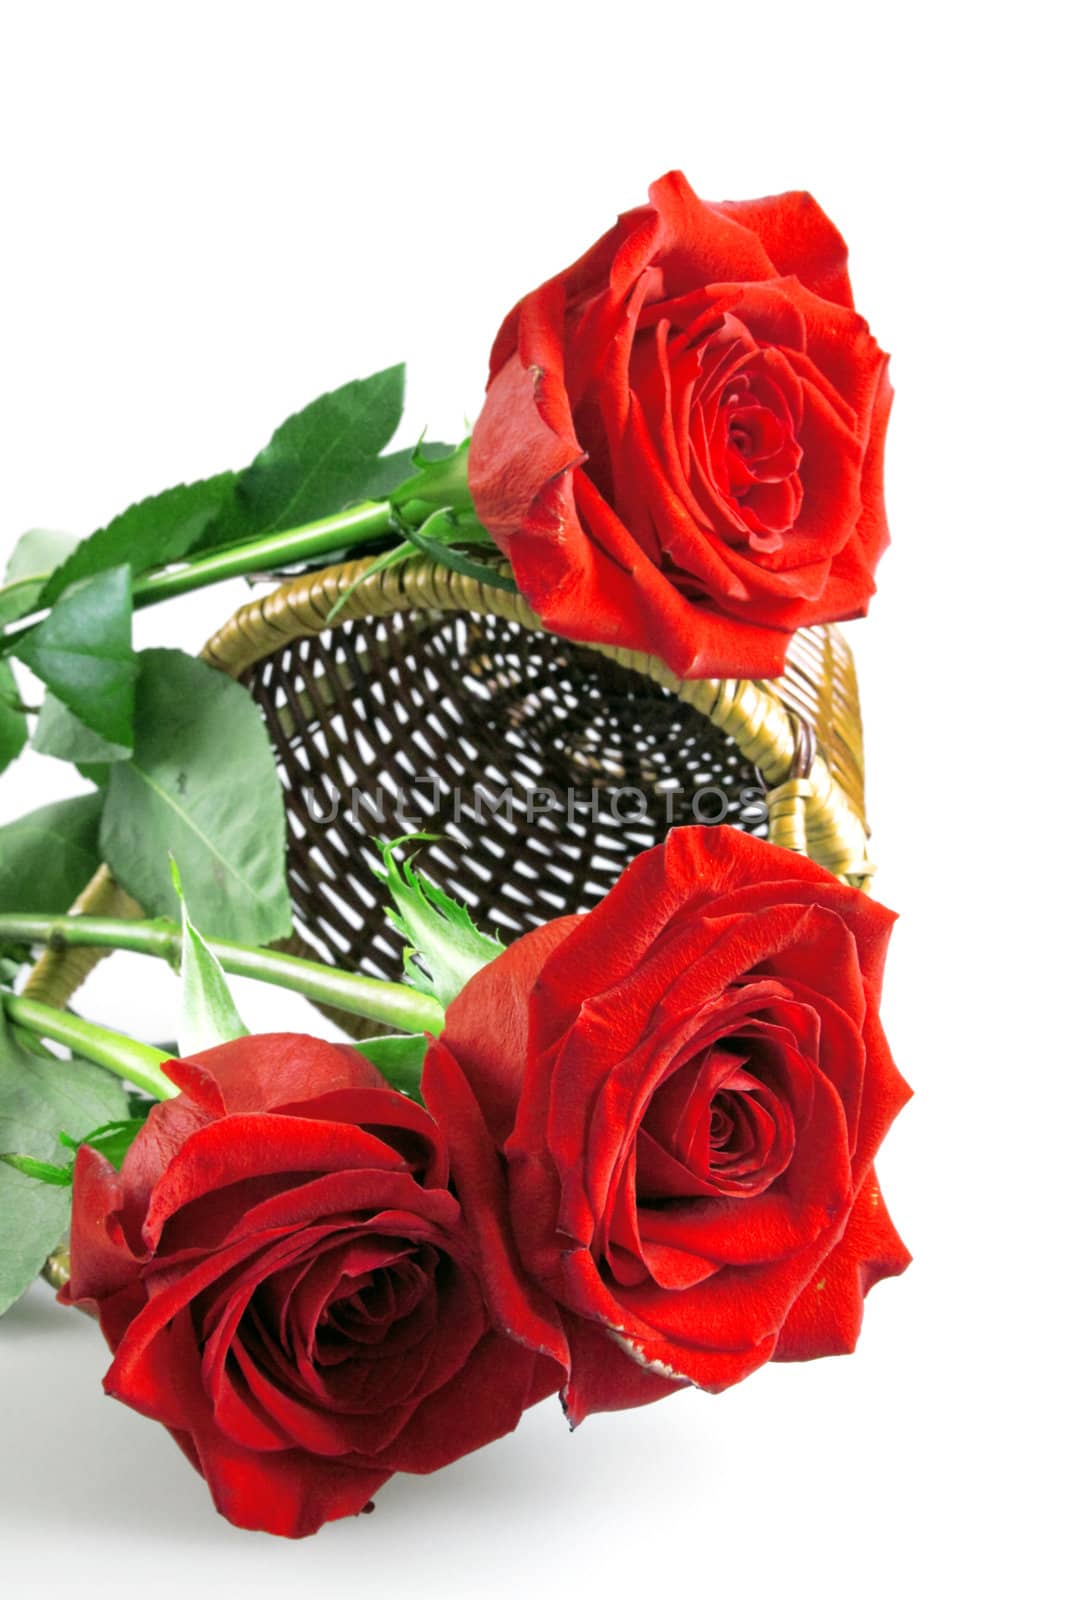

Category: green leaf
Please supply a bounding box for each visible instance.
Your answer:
[39,474,238,607]
[357,439,456,504]
[12,565,138,748]
[59,1111,149,1165]
[1,1111,151,1190]
[323,541,416,624]
[356,1032,428,1101]
[323,504,496,625]
[62,1114,148,1171]
[205,366,407,546]
[0,659,28,774]
[0,530,79,626]
[100,648,291,944]
[0,1152,74,1186]
[376,837,503,1009]
[389,436,474,515]
[404,512,517,593]
[169,857,248,1054]
[0,793,103,915]
[32,691,132,765]
[73,762,112,788]
[0,1014,129,1314]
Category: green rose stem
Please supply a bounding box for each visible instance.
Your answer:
[0,501,396,651]
[1,444,477,644]
[2,992,177,1100]
[132,499,396,607]
[0,912,445,1037]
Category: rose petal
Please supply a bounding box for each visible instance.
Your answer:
[716,190,854,307]
[165,1033,383,1116]
[773,1170,911,1360]
[561,1311,683,1426]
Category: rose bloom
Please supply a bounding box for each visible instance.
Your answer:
[64,1035,565,1537]
[425,829,911,1423]
[469,172,891,679]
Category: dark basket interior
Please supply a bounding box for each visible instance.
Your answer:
[245,610,768,1024]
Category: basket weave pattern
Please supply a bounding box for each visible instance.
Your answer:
[24,555,872,1021]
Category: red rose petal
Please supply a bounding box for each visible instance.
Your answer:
[422,1039,569,1368]
[561,1311,683,1427]
[715,190,855,308]
[773,1170,911,1360]
[166,1032,382,1115]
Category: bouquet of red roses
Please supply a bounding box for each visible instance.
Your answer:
[0,174,908,1538]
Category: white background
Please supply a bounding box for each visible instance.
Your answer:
[1,3,1061,1596]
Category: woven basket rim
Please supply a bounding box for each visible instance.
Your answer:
[204,551,871,873]
[22,553,873,1011]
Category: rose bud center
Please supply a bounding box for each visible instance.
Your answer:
[637,1036,797,1202]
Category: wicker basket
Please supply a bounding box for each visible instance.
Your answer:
[23,554,873,1034]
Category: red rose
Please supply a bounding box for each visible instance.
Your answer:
[425,829,911,1424]
[63,1034,566,1537]
[469,172,891,679]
